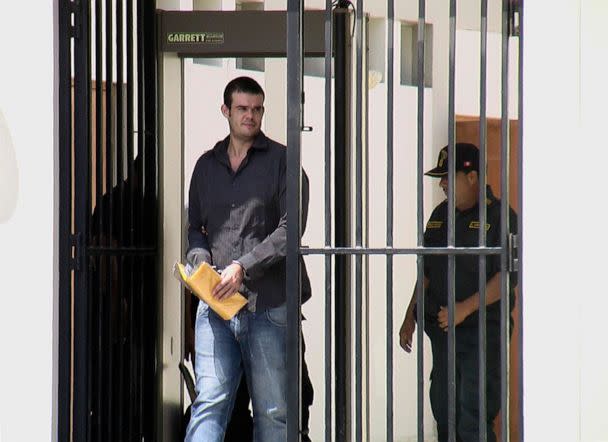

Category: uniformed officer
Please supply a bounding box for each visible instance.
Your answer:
[399,142,517,442]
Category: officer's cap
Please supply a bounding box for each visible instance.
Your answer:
[425,142,480,177]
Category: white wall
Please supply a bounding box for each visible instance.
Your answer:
[456,30,519,119]
[579,2,608,440]
[0,2,56,442]
[523,1,608,441]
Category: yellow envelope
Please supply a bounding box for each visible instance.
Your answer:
[174,261,248,320]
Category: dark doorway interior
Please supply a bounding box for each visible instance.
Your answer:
[58,1,159,440]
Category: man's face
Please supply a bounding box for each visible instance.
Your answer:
[221,91,264,141]
[439,171,478,210]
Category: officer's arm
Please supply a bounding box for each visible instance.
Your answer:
[458,272,502,317]
[404,276,429,320]
[399,277,429,352]
[438,273,502,330]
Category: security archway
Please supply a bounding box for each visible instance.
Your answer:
[156,6,362,441]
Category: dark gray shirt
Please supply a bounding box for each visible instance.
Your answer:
[187,132,311,310]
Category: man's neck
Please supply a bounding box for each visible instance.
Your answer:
[457,186,480,212]
[228,135,255,158]
[457,200,477,212]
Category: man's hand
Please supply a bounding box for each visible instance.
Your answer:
[437,302,471,332]
[399,314,416,353]
[212,263,244,300]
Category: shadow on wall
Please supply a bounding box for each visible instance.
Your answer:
[0,108,18,223]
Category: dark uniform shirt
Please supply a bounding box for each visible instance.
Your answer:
[423,186,517,329]
[187,131,311,310]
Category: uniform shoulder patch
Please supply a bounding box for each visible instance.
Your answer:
[426,220,443,229]
[469,221,490,231]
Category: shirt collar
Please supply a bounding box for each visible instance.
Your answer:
[250,131,270,150]
[212,131,269,167]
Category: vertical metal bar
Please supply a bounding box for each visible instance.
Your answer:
[137,254,145,438]
[95,0,103,249]
[500,1,511,441]
[127,0,135,249]
[478,0,489,440]
[94,3,103,438]
[73,0,92,439]
[57,1,72,439]
[324,252,332,441]
[141,0,158,434]
[87,7,95,263]
[116,0,124,242]
[355,1,364,440]
[324,1,333,441]
[136,0,145,435]
[363,28,371,442]
[104,0,115,438]
[333,6,350,440]
[181,33,189,432]
[517,1,524,441]
[86,7,95,439]
[126,254,134,440]
[143,3,158,435]
[287,0,303,441]
[416,2,426,441]
[136,0,144,249]
[142,0,157,238]
[447,1,457,441]
[105,0,113,239]
[125,0,135,437]
[386,1,395,441]
[115,1,125,438]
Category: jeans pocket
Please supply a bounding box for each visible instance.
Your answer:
[265,303,287,327]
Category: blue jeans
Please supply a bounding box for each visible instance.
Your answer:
[184,301,288,442]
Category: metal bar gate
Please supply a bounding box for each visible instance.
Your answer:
[286,0,523,441]
[58,1,159,440]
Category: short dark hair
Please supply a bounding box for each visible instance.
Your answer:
[223,76,265,108]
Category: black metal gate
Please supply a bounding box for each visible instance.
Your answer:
[58,1,159,440]
[286,0,523,441]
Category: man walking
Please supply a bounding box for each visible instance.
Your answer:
[185,76,312,442]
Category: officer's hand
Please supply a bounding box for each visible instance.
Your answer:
[399,314,416,353]
[212,263,244,300]
[437,302,470,331]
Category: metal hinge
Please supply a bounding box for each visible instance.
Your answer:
[70,232,84,271]
[68,0,81,39]
[508,233,519,272]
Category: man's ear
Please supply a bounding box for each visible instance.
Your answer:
[467,170,479,185]
[221,104,230,118]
